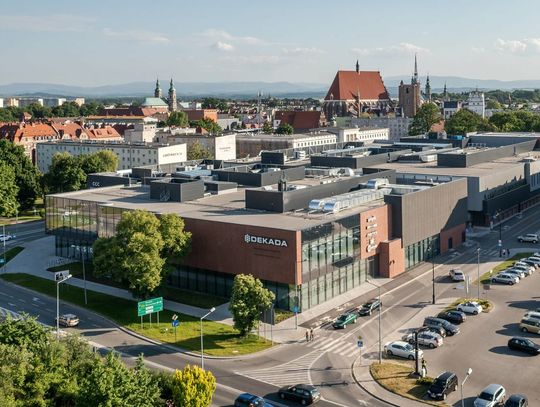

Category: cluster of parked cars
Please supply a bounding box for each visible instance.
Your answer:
[332,298,381,329]
[491,256,538,285]
[234,384,321,406]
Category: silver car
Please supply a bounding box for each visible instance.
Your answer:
[474,383,505,407]
[491,273,519,285]
[504,268,526,279]
[384,341,424,360]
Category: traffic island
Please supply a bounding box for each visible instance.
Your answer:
[1,273,273,356]
[369,362,447,406]
[442,298,493,313]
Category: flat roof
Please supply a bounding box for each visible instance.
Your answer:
[370,152,538,177]
[50,183,385,231]
[236,132,336,141]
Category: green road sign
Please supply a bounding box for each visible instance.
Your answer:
[137,297,163,317]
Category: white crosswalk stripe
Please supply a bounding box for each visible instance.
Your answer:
[304,335,359,357]
[235,351,321,387]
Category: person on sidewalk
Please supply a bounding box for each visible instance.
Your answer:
[421,357,427,377]
[305,330,310,342]
[309,327,314,341]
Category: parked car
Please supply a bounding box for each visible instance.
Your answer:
[491,273,519,285]
[526,257,540,267]
[505,394,528,407]
[423,317,460,336]
[234,393,274,407]
[517,234,538,243]
[0,234,14,242]
[518,258,538,269]
[523,311,540,322]
[456,301,483,315]
[504,268,526,279]
[513,262,534,275]
[474,384,506,407]
[449,269,465,281]
[507,337,540,355]
[55,313,79,327]
[427,371,458,401]
[332,312,357,329]
[384,341,423,360]
[278,384,320,405]
[358,298,381,316]
[438,310,466,324]
[402,331,443,348]
[520,317,540,334]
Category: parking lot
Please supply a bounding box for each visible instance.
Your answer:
[384,256,540,406]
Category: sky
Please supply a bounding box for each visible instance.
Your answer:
[3,0,540,86]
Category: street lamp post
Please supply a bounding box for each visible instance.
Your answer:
[495,211,503,257]
[366,276,383,364]
[477,247,481,300]
[431,240,436,305]
[2,224,6,272]
[71,245,88,305]
[460,368,473,407]
[200,307,216,370]
[55,271,72,340]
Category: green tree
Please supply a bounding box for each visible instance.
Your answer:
[187,141,213,160]
[25,102,52,119]
[193,118,222,134]
[44,152,86,193]
[408,102,441,136]
[262,121,273,133]
[79,150,118,174]
[445,109,496,135]
[0,163,19,217]
[171,365,216,407]
[159,213,192,260]
[167,111,189,127]
[486,99,502,110]
[201,97,228,111]
[52,101,81,117]
[275,122,294,135]
[229,274,275,336]
[79,102,103,116]
[0,140,41,209]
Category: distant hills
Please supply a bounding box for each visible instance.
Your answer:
[2,76,540,99]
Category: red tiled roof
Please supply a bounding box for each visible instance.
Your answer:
[0,123,57,142]
[275,111,323,131]
[51,122,88,139]
[85,126,122,140]
[325,70,390,101]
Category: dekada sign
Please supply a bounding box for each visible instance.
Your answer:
[244,234,288,247]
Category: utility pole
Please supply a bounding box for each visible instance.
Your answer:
[477,247,481,300]
[431,240,436,304]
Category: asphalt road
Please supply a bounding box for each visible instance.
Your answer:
[1,220,45,246]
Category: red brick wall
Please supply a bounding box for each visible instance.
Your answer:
[359,205,391,260]
[379,239,405,278]
[440,224,466,253]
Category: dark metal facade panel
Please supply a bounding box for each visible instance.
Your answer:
[87,174,131,188]
[437,141,536,168]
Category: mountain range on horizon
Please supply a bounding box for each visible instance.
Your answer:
[2,75,540,99]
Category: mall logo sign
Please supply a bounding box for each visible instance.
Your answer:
[244,234,288,247]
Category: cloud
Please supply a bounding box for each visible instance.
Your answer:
[494,37,540,54]
[102,28,170,44]
[200,29,262,45]
[0,14,95,32]
[282,47,325,55]
[352,42,429,56]
[213,41,235,52]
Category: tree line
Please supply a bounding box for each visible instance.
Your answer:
[0,102,104,122]
[0,315,216,406]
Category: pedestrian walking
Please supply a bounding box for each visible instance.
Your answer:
[305,330,309,342]
[421,357,427,376]
[309,327,314,341]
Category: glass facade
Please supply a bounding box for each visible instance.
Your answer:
[404,234,440,270]
[300,215,378,311]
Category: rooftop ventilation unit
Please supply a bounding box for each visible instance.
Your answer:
[366,178,389,189]
[309,189,387,214]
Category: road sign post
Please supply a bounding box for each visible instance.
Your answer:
[137,297,163,329]
[172,314,179,342]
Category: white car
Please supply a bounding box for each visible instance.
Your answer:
[511,264,533,276]
[384,340,424,360]
[449,269,465,281]
[517,233,539,243]
[401,331,443,348]
[503,268,526,279]
[474,383,505,407]
[457,301,483,315]
[491,273,519,285]
[0,234,14,242]
[524,311,540,322]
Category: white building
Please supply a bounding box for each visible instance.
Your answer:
[123,120,159,143]
[36,140,186,173]
[43,98,67,107]
[156,132,236,160]
[18,98,44,108]
[466,91,485,118]
[350,116,413,141]
[326,127,389,143]
[443,101,462,119]
[0,98,3,108]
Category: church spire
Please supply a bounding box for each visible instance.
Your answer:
[443,82,448,101]
[154,77,162,98]
[412,54,419,85]
[425,74,431,102]
[168,78,177,111]
[355,59,359,73]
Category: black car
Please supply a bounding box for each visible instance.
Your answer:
[234,393,274,407]
[278,384,320,405]
[438,310,466,324]
[505,394,528,407]
[427,371,458,401]
[358,298,381,316]
[508,337,540,355]
[423,317,460,336]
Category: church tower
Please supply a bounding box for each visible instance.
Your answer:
[425,74,432,102]
[168,78,177,112]
[154,78,162,99]
[398,56,422,117]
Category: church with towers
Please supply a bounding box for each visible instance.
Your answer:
[141,78,177,113]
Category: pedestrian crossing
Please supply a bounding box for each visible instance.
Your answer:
[235,350,321,387]
[304,333,360,358]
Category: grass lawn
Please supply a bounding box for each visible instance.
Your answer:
[47,262,228,309]
[476,252,533,284]
[370,362,446,406]
[1,246,24,264]
[1,273,272,356]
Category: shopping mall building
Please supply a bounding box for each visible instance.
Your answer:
[45,150,468,312]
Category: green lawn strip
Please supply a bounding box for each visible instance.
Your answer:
[476,252,533,284]
[47,262,228,309]
[369,362,446,406]
[0,273,272,356]
[441,297,493,314]
[1,246,24,264]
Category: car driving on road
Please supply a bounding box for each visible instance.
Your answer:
[357,298,381,316]
[517,233,539,243]
[234,393,274,407]
[56,314,79,327]
[0,234,14,242]
[449,269,465,281]
[456,301,483,315]
[384,341,424,360]
[332,312,357,329]
[278,384,320,405]
[474,384,506,407]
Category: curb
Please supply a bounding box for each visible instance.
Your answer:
[350,356,400,407]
